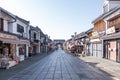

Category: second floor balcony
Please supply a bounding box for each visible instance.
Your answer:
[34,39,39,43]
[30,38,40,44]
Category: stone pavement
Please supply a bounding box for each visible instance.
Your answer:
[7,49,117,80]
[80,56,120,80]
[0,53,48,80]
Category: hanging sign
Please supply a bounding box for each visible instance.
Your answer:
[92,31,98,37]
[0,33,17,39]
[106,27,115,35]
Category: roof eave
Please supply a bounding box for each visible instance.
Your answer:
[0,7,16,22]
[16,16,29,24]
[92,6,120,24]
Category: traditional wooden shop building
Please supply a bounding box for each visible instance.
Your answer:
[102,7,120,62]
[97,0,120,62]
[85,28,93,56]
[91,16,106,58]
[90,0,120,58]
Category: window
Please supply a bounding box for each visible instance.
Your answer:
[34,32,36,39]
[17,24,24,33]
[0,18,4,31]
[103,5,108,13]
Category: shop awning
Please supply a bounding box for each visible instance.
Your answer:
[90,38,101,42]
[0,38,30,45]
[101,32,120,40]
[19,40,30,45]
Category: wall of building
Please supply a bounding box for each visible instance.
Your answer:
[12,23,17,34]
[8,22,14,33]
[109,1,120,10]
[3,20,8,31]
[109,41,117,61]
[12,20,29,39]
[94,20,106,33]
[0,12,14,32]
[103,0,120,13]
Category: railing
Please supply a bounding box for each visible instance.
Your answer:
[34,39,39,43]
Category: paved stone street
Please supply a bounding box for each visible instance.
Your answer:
[0,53,48,80]
[8,49,116,80]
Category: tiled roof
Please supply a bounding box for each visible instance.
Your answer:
[0,7,16,20]
[92,6,120,24]
[30,25,40,32]
[101,32,120,40]
[76,32,87,39]
[16,16,29,24]
[86,28,94,34]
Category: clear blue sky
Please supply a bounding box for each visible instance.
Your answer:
[0,0,104,40]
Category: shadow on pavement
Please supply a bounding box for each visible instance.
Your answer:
[86,62,112,75]
[80,60,119,80]
[0,53,50,80]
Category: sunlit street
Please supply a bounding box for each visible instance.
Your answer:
[7,49,115,80]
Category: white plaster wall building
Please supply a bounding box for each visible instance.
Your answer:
[103,0,120,13]
[29,26,41,56]
[0,7,30,63]
[0,7,23,68]
[13,16,30,61]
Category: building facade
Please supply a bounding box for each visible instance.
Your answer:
[29,26,40,56]
[0,7,18,68]
[0,7,52,69]
[102,0,120,62]
[0,7,30,68]
[85,28,93,56]
[14,16,30,61]
[91,19,106,58]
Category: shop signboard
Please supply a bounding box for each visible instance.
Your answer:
[92,31,98,37]
[106,27,115,35]
[0,33,17,39]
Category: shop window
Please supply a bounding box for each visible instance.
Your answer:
[0,18,4,31]
[0,47,2,56]
[3,47,9,56]
[103,4,108,13]
[34,32,36,39]
[19,47,25,55]
[0,43,10,58]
